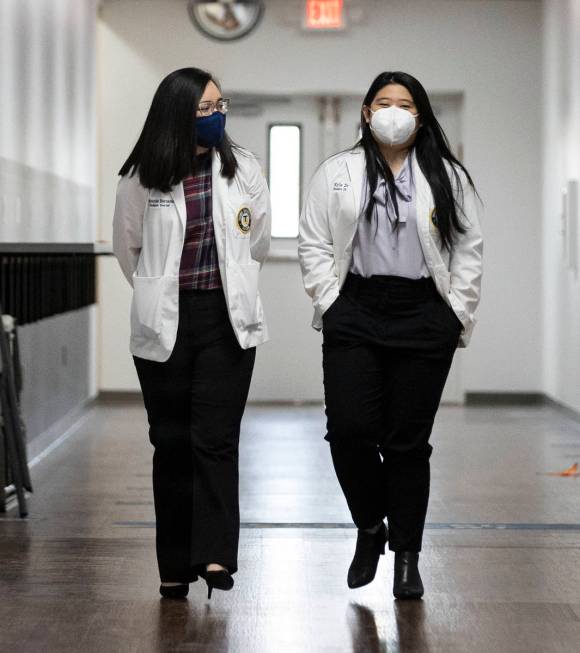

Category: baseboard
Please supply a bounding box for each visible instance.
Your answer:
[26,396,98,464]
[97,391,142,404]
[97,392,323,407]
[247,400,324,406]
[465,392,545,406]
[542,395,580,423]
[465,392,580,423]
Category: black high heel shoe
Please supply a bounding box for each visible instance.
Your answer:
[347,522,388,589]
[199,568,234,599]
[393,552,424,599]
[159,583,189,599]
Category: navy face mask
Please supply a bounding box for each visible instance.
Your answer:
[196,112,226,149]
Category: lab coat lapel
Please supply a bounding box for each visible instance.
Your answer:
[411,148,432,237]
[169,181,186,230]
[344,148,366,220]
[211,149,229,255]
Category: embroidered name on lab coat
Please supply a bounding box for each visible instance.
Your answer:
[333,182,349,192]
[148,198,174,208]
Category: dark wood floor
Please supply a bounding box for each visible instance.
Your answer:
[1,401,580,652]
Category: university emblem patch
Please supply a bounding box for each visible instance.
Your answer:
[237,207,251,233]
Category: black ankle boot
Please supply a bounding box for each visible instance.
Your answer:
[393,552,424,599]
[347,522,388,588]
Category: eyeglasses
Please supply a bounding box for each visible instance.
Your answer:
[197,99,231,117]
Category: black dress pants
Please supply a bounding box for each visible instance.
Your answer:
[133,289,255,582]
[323,273,462,552]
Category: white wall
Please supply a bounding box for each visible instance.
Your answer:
[542,0,580,413]
[98,0,543,397]
[0,0,97,242]
[0,0,99,443]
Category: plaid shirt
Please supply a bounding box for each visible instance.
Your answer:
[179,154,222,290]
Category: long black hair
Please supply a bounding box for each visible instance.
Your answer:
[119,67,239,191]
[359,71,477,250]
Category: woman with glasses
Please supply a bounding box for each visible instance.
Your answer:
[299,71,482,599]
[113,68,271,600]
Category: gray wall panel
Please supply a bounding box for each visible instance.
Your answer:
[18,308,92,444]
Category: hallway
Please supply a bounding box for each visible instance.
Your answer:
[2,0,580,650]
[1,401,579,652]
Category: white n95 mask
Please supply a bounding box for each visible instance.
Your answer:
[370,106,419,146]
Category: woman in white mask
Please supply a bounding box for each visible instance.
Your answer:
[298,72,482,600]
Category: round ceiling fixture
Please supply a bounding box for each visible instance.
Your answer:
[188,0,265,42]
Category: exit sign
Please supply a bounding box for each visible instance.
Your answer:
[305,0,345,30]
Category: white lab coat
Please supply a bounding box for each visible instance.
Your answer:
[298,146,483,347]
[113,148,271,362]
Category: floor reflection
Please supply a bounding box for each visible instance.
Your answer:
[348,603,387,653]
[348,600,431,653]
[155,597,229,651]
[393,600,430,652]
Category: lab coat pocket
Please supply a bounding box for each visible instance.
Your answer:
[322,294,343,323]
[232,261,260,326]
[131,274,170,338]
